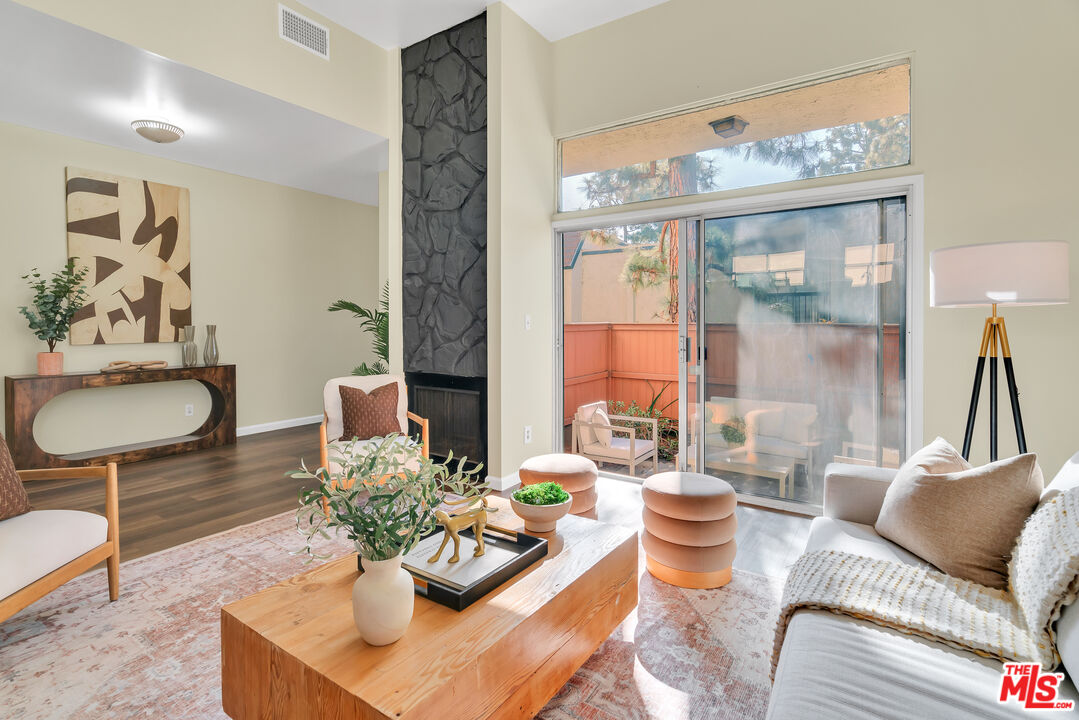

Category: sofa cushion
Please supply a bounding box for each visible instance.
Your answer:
[875,438,1042,588]
[324,436,419,476]
[752,436,809,460]
[0,435,31,521]
[806,516,928,568]
[768,610,1076,720]
[1041,451,1079,507]
[339,382,402,441]
[582,438,654,461]
[0,509,108,600]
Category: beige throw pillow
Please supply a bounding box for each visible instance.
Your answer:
[579,402,613,446]
[875,437,1043,589]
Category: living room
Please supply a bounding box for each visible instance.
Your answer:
[1,0,1078,718]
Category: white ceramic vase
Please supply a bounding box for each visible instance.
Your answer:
[352,554,414,646]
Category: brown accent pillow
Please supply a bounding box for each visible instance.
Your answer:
[339,383,402,441]
[0,434,31,521]
[875,437,1043,589]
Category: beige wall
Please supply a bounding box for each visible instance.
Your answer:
[13,0,393,138]
[541,0,1079,475]
[0,122,380,456]
[487,3,557,477]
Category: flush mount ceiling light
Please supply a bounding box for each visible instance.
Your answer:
[709,115,748,138]
[131,119,184,143]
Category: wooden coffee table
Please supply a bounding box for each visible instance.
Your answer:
[220,498,638,720]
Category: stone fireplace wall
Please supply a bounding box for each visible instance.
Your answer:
[401,13,487,378]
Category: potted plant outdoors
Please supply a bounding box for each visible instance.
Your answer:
[18,259,89,376]
[510,482,572,533]
[293,434,486,646]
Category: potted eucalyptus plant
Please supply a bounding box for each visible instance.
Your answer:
[293,434,485,646]
[18,259,89,376]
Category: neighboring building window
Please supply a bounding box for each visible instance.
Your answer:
[558,61,911,212]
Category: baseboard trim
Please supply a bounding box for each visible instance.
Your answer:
[237,415,321,437]
[486,471,520,492]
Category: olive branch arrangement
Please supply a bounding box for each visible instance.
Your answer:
[292,434,487,562]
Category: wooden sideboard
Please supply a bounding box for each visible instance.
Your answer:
[4,365,236,468]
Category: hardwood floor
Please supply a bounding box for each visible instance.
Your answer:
[25,424,324,562]
[26,424,812,577]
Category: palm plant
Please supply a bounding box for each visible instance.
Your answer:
[328,282,389,376]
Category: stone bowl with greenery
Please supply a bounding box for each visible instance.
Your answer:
[510,481,573,533]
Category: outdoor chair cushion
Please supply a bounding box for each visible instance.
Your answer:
[582,438,654,462]
[577,402,612,446]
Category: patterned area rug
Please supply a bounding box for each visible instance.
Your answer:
[0,512,783,719]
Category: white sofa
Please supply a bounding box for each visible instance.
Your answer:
[768,453,1079,719]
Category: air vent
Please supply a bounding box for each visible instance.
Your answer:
[279,4,329,59]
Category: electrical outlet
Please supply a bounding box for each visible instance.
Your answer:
[184,403,194,417]
[524,314,532,331]
[524,425,533,444]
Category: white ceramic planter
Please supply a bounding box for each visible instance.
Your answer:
[510,495,573,533]
[352,554,414,646]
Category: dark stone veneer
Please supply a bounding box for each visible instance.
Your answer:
[401,13,487,378]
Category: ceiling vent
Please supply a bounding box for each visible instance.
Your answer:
[279,4,329,59]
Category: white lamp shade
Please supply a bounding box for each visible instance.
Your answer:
[930,240,1070,308]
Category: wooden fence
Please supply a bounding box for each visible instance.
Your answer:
[563,322,901,434]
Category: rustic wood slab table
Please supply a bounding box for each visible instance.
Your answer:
[221,499,638,720]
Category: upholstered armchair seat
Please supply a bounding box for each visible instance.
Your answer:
[0,509,108,600]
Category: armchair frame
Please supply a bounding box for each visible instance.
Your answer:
[0,463,119,623]
[572,413,659,477]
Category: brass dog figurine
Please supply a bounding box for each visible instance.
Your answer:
[428,496,494,564]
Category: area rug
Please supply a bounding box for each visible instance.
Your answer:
[0,512,783,720]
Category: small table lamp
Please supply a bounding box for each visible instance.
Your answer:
[930,240,1069,461]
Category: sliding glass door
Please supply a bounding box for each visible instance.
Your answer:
[696,198,907,508]
[557,193,910,512]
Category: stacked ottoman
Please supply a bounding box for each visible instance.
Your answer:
[641,471,737,588]
[518,453,599,517]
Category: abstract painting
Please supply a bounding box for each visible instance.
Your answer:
[66,167,191,344]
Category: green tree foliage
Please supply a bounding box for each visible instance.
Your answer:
[722,115,910,180]
[329,282,389,376]
[18,258,89,352]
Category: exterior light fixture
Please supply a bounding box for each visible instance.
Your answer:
[709,115,748,138]
[131,119,185,143]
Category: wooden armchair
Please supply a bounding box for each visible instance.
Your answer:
[0,463,119,623]
[571,401,658,477]
[319,375,430,472]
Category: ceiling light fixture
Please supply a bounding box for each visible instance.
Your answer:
[709,115,748,138]
[131,119,184,143]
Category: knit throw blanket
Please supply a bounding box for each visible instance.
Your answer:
[772,487,1079,680]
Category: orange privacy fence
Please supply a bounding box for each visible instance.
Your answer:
[562,322,901,427]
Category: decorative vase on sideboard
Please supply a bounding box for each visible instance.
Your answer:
[203,325,219,367]
[181,326,198,368]
[352,554,414,646]
[36,352,63,376]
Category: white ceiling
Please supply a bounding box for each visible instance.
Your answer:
[0,1,387,205]
[299,0,670,48]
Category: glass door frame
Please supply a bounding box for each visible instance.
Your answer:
[552,174,924,509]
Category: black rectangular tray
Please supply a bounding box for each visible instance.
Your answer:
[358,529,548,611]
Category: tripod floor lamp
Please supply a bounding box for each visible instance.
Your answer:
[930,240,1069,462]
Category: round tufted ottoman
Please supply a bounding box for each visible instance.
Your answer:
[518,453,599,515]
[641,471,737,588]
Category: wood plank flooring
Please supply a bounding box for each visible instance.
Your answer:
[25,424,811,577]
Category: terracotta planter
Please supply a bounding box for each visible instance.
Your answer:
[510,494,573,533]
[37,352,63,376]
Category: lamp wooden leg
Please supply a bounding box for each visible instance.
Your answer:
[998,317,1027,454]
[989,323,999,462]
[962,318,993,460]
